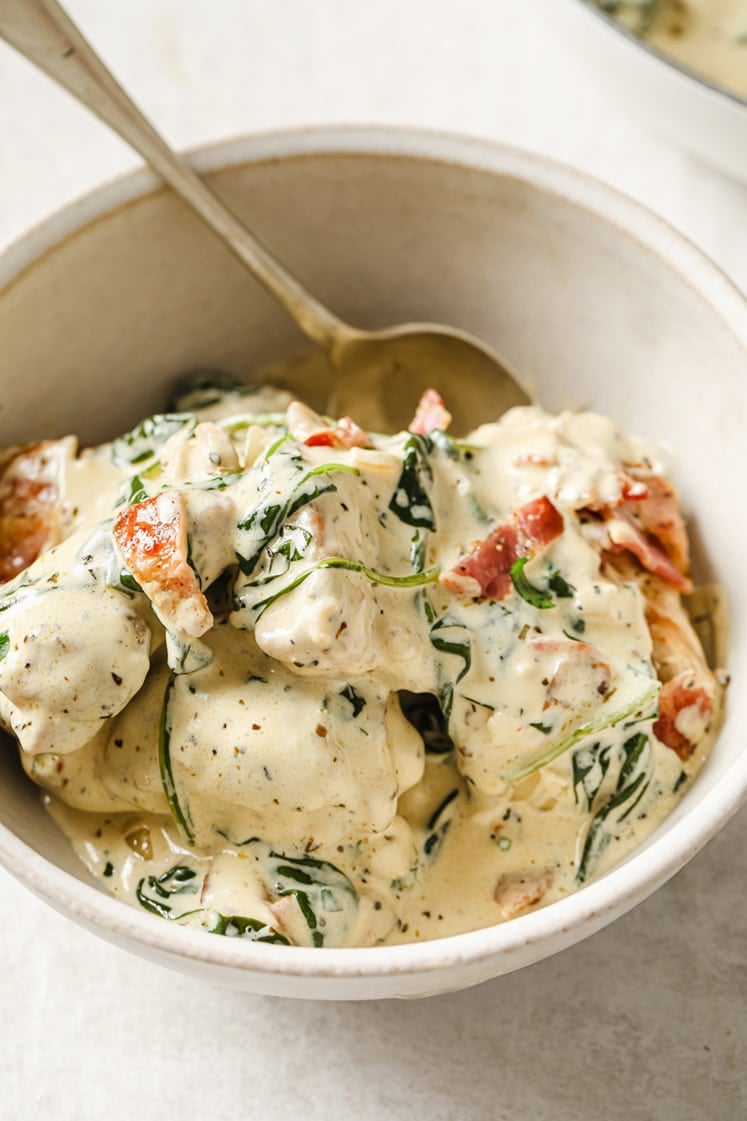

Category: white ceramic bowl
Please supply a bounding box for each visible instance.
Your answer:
[0,127,746,999]
[550,1,747,183]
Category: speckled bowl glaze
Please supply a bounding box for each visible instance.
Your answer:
[551,1,747,183]
[0,127,745,999]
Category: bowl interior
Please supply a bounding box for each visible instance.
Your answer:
[1,131,746,995]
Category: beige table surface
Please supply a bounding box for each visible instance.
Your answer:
[0,3,745,1119]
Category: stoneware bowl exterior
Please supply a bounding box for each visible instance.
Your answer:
[0,127,745,999]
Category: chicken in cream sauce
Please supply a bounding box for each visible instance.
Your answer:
[0,376,725,947]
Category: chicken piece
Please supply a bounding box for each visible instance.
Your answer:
[286,400,371,449]
[603,557,718,759]
[159,421,239,484]
[113,491,212,637]
[0,585,151,756]
[0,439,73,583]
[494,868,554,920]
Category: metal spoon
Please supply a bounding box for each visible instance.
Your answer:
[0,0,531,433]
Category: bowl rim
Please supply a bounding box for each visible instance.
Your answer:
[1,123,746,982]
[573,0,747,108]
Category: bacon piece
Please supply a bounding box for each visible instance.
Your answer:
[582,471,650,510]
[0,441,68,583]
[286,400,371,450]
[653,672,713,759]
[619,475,650,502]
[113,491,212,637]
[440,496,563,600]
[304,416,371,449]
[629,474,689,574]
[605,518,692,593]
[642,576,717,758]
[408,388,452,435]
[586,473,691,591]
[516,495,564,547]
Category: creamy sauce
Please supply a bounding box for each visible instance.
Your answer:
[0,376,724,948]
[597,0,747,97]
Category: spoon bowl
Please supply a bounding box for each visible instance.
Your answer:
[329,324,531,433]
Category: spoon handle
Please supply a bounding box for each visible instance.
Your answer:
[0,0,350,350]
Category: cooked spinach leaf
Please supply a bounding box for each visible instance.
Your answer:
[399,691,455,754]
[430,616,471,682]
[111,413,194,467]
[245,557,439,620]
[500,683,659,783]
[116,473,148,508]
[236,463,359,577]
[572,741,612,810]
[208,912,289,944]
[118,571,142,596]
[263,852,358,948]
[510,556,555,609]
[340,684,366,718]
[423,788,460,859]
[547,565,575,599]
[135,864,199,919]
[576,732,653,883]
[428,430,459,460]
[158,673,195,844]
[389,433,436,529]
[169,369,246,411]
[428,614,472,719]
[426,788,460,832]
[262,524,313,578]
[617,731,649,789]
[410,530,427,573]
